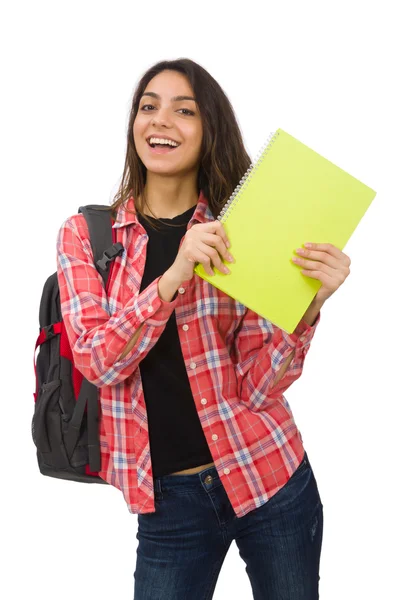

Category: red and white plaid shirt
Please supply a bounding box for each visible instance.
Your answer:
[56,190,320,518]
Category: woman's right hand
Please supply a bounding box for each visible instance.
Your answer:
[169,220,235,284]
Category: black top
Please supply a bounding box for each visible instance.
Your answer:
[137,206,213,477]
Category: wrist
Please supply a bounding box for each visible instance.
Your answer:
[166,264,185,288]
[302,296,324,327]
[158,267,183,302]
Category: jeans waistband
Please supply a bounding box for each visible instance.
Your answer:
[153,464,221,495]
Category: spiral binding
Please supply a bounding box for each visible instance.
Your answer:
[217,130,281,222]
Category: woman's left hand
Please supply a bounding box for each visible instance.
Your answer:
[292,242,351,305]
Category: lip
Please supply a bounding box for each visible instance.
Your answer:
[146,134,181,145]
[147,143,180,155]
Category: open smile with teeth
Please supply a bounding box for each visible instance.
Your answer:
[147,137,181,149]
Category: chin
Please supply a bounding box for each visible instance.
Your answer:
[144,162,181,175]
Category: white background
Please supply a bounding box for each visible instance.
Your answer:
[1,1,396,598]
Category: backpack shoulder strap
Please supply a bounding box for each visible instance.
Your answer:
[78,204,124,287]
[76,205,124,473]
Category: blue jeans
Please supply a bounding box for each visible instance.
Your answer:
[134,452,323,599]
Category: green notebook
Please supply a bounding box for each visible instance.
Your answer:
[194,128,376,333]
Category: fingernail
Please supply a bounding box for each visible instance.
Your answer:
[304,243,312,248]
[227,254,234,262]
[226,240,231,248]
[223,266,231,274]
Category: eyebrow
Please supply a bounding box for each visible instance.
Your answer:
[140,92,197,103]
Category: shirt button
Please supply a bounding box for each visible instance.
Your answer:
[147,306,153,313]
[201,398,207,405]
[182,324,189,331]
[212,434,218,441]
[189,362,196,370]
[178,287,185,294]
[224,468,230,475]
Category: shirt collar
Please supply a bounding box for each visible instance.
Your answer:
[112,189,215,229]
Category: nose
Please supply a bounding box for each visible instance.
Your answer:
[151,118,169,128]
[151,107,173,127]
[151,117,171,129]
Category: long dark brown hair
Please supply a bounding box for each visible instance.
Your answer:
[108,58,252,221]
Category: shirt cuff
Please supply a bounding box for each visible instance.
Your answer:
[122,276,179,328]
[281,310,321,349]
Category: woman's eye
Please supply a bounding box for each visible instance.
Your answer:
[140,104,194,116]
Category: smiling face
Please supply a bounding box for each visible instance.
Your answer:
[133,70,203,177]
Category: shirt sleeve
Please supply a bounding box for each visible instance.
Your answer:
[56,216,178,388]
[232,306,321,411]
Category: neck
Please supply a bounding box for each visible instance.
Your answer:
[140,172,199,219]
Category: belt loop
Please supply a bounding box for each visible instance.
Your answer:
[155,477,163,501]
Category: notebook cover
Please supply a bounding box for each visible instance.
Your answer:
[194,128,377,333]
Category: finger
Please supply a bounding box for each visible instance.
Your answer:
[294,252,351,282]
[300,269,334,287]
[300,263,347,289]
[293,256,350,281]
[197,242,230,275]
[304,243,347,262]
[204,220,231,249]
[298,261,336,277]
[194,250,215,276]
[202,233,234,263]
[293,249,340,269]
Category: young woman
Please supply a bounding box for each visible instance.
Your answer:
[57,58,351,599]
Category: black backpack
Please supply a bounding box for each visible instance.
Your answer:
[32,205,124,484]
